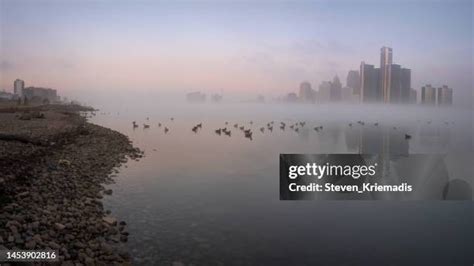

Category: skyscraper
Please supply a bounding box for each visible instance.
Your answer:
[409,88,417,104]
[360,62,380,102]
[299,81,315,103]
[330,76,342,102]
[14,79,25,98]
[380,47,393,103]
[421,84,436,105]
[388,65,411,103]
[437,85,453,106]
[400,68,411,103]
[346,70,360,95]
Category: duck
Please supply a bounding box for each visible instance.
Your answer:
[164,127,169,133]
[143,124,150,129]
[405,134,412,140]
[260,127,265,133]
[233,124,238,128]
[244,131,253,140]
[215,129,222,135]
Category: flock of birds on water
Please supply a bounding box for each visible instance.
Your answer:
[124,117,452,141]
[83,111,455,142]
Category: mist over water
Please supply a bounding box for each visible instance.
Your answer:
[88,102,472,265]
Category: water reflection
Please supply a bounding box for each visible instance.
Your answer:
[88,104,472,266]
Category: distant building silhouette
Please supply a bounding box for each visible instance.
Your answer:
[330,76,342,102]
[346,70,360,95]
[14,79,24,98]
[409,88,417,104]
[380,46,393,103]
[211,93,223,103]
[186,91,206,103]
[299,81,316,103]
[421,84,436,105]
[359,47,411,104]
[23,87,58,103]
[317,81,331,103]
[360,62,380,102]
[389,64,411,103]
[437,85,453,106]
[285,92,298,103]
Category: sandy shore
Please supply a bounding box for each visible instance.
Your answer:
[0,105,142,265]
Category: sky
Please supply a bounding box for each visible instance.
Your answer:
[0,0,472,105]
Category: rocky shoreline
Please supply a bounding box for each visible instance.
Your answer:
[0,105,143,265]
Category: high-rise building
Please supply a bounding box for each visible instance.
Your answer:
[388,65,411,103]
[389,64,402,103]
[360,62,380,102]
[400,68,411,103]
[437,85,453,106]
[421,85,436,105]
[14,79,25,98]
[409,88,417,104]
[380,47,393,103]
[299,81,315,103]
[330,76,342,102]
[317,81,332,103]
[346,70,360,95]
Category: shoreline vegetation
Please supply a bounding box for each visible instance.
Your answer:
[0,103,143,265]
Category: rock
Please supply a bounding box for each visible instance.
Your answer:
[119,235,128,242]
[18,191,30,197]
[25,240,36,249]
[55,223,66,230]
[103,189,113,195]
[119,221,126,226]
[61,261,75,266]
[33,234,42,243]
[102,216,117,226]
[74,241,86,249]
[31,221,40,229]
[48,241,61,250]
[14,234,24,244]
[84,256,94,265]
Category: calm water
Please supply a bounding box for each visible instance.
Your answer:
[89,103,473,266]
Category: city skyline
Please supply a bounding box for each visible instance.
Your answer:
[0,0,472,106]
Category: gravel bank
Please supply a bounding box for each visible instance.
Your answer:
[0,107,142,265]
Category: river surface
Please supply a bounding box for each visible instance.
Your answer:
[88,103,472,266]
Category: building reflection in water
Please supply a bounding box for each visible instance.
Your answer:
[341,124,471,200]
